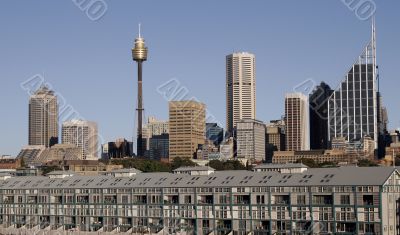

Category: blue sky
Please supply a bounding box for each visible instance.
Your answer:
[1,1,399,156]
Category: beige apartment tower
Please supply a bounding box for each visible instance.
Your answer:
[226,52,256,134]
[28,86,58,147]
[169,101,206,160]
[285,93,309,151]
[62,120,98,160]
[236,119,266,162]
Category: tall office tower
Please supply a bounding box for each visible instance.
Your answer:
[149,134,169,161]
[226,52,256,135]
[62,120,98,160]
[169,101,206,160]
[132,25,148,157]
[309,82,333,149]
[285,93,309,151]
[236,119,265,162]
[28,86,58,147]
[328,22,380,150]
[206,123,224,146]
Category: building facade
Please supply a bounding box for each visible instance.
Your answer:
[28,86,58,147]
[309,82,333,150]
[149,134,169,160]
[271,149,357,165]
[103,138,133,159]
[62,120,98,160]
[0,167,399,235]
[266,125,285,151]
[236,119,265,162]
[265,124,286,163]
[146,116,169,136]
[169,101,206,160]
[226,52,256,135]
[285,93,309,151]
[206,123,224,146]
[219,137,235,160]
[328,24,379,150]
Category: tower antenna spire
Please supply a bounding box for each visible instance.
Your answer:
[138,23,141,38]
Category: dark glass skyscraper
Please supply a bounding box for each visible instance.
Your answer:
[149,134,169,161]
[328,22,379,150]
[309,82,333,149]
[206,123,224,146]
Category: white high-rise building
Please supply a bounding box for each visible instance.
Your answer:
[236,119,265,162]
[29,86,58,147]
[62,120,98,160]
[226,52,256,134]
[285,93,309,151]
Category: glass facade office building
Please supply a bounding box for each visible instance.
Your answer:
[328,27,378,149]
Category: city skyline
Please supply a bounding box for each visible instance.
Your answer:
[1,1,400,155]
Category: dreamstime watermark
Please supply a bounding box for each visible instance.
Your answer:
[72,0,108,21]
[21,74,103,158]
[341,0,376,21]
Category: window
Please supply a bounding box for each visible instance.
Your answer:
[340,195,350,205]
[256,195,265,204]
[297,195,306,205]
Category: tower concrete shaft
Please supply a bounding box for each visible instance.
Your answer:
[132,25,148,157]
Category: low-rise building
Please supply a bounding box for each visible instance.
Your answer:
[0,167,398,234]
[0,157,22,169]
[44,160,123,176]
[272,150,357,164]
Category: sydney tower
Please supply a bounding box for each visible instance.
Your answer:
[132,25,148,157]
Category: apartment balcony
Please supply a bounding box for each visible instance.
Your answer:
[164,195,179,204]
[198,195,214,204]
[273,195,290,205]
[363,195,374,206]
[76,196,89,204]
[27,196,38,204]
[133,195,147,204]
[234,195,250,205]
[312,195,333,206]
[216,220,232,233]
[3,197,14,204]
[104,196,117,204]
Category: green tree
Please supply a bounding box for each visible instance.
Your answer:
[207,160,246,171]
[357,159,378,167]
[207,160,225,171]
[41,166,62,175]
[295,158,319,168]
[110,158,170,172]
[170,157,197,170]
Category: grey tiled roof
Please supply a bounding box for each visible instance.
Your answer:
[110,168,142,173]
[0,167,396,190]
